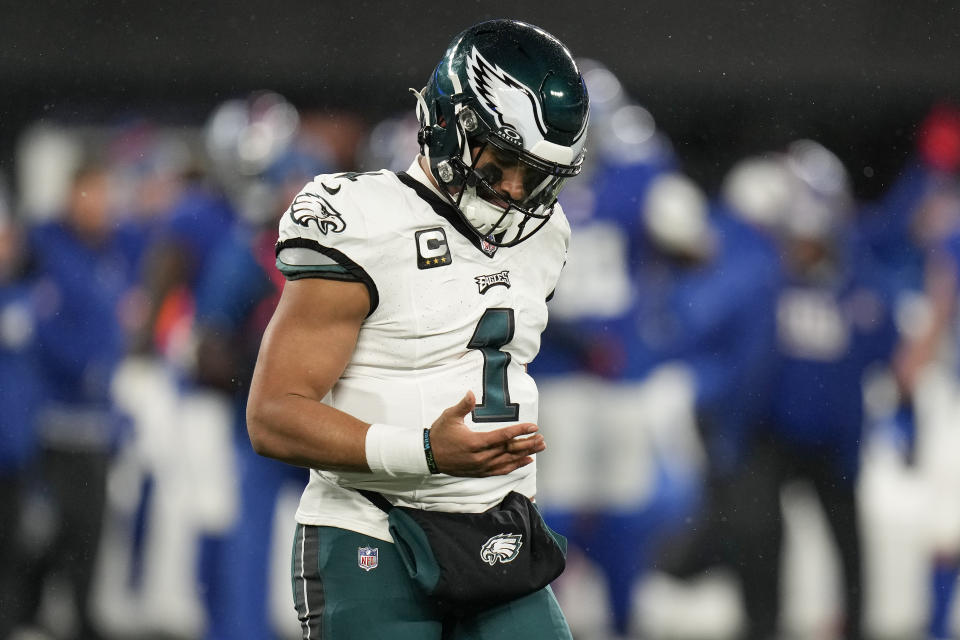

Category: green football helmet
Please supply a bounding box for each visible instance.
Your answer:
[415,19,590,246]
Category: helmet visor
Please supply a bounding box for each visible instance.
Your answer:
[469,136,577,217]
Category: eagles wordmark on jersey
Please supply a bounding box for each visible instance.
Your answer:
[275,159,570,542]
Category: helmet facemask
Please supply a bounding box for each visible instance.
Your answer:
[426,104,581,247]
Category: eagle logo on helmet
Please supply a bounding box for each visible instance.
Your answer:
[288,192,346,235]
[466,47,548,147]
[479,532,523,566]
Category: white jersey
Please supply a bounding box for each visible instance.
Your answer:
[275,159,570,541]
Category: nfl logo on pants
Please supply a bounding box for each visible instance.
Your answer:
[358,546,379,571]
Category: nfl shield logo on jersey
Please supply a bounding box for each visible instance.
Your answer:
[357,546,379,571]
[480,236,498,257]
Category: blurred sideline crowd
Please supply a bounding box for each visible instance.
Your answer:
[1,61,960,640]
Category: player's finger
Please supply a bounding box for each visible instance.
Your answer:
[471,440,537,467]
[504,434,545,454]
[480,422,538,447]
[486,455,535,476]
[444,390,476,419]
[480,445,541,471]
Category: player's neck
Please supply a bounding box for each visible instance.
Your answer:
[417,155,440,189]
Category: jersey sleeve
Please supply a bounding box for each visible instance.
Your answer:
[275,176,380,315]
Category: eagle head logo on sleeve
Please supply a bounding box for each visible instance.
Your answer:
[479,532,523,565]
[288,192,347,235]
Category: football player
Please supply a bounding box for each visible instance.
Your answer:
[10,163,135,639]
[246,19,589,639]
[0,179,44,638]
[749,140,896,640]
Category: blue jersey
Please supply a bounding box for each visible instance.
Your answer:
[193,225,279,391]
[160,183,237,288]
[858,158,946,297]
[534,158,673,378]
[622,211,782,468]
[770,234,897,478]
[30,222,134,408]
[194,227,275,335]
[0,278,43,470]
[114,215,162,280]
[692,211,782,469]
[947,231,960,270]
[610,209,779,382]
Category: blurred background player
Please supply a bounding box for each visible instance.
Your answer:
[744,140,896,640]
[866,104,960,640]
[103,92,332,639]
[647,158,785,638]
[632,167,782,640]
[532,59,697,638]
[5,162,136,639]
[0,174,44,636]
[102,106,249,636]
[191,92,331,640]
[927,212,960,640]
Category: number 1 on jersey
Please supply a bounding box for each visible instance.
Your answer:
[468,308,520,422]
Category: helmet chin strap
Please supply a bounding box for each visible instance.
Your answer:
[410,89,429,125]
[410,87,432,159]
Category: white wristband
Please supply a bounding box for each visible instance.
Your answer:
[365,423,430,476]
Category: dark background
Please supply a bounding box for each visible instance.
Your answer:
[2,0,958,198]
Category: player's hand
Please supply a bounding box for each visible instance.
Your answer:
[428,391,545,477]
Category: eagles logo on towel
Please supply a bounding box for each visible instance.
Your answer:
[480,533,523,566]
